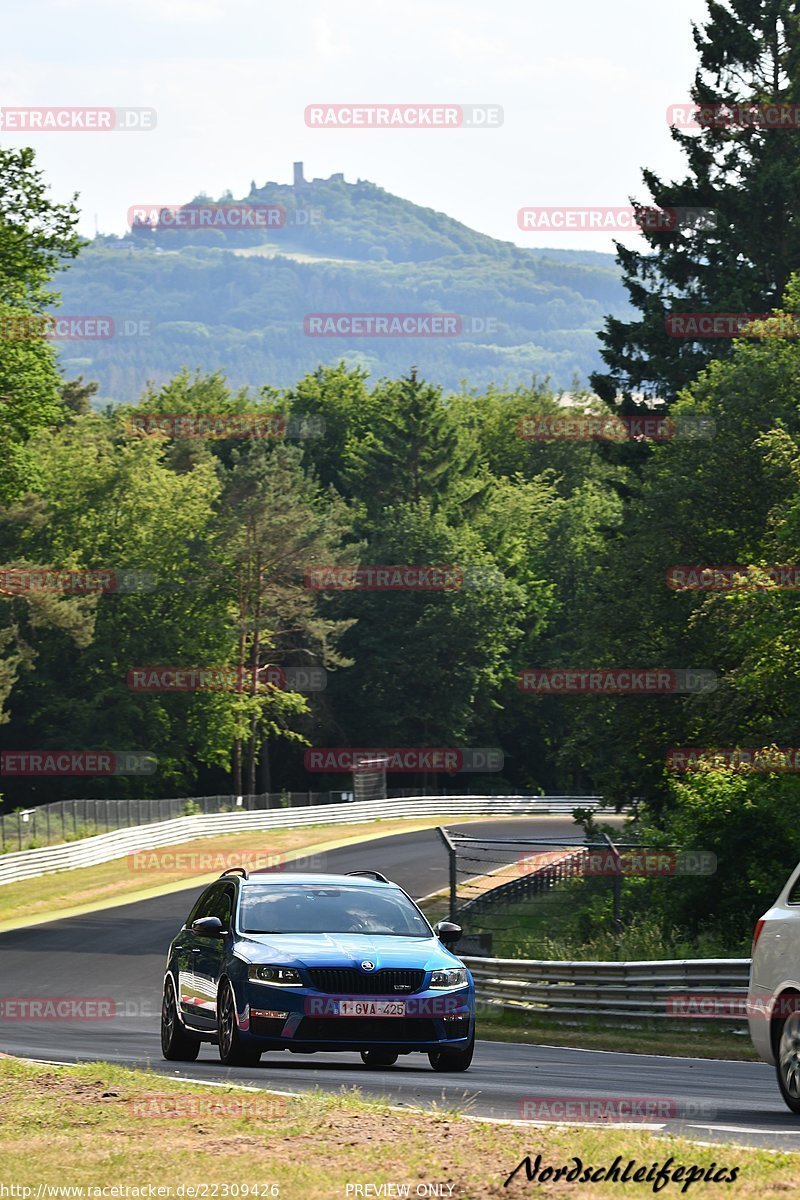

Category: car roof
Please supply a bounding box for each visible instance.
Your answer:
[239,872,398,888]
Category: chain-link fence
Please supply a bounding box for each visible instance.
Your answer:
[0,788,432,852]
[432,827,717,961]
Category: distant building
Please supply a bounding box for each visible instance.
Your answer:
[294,162,345,188]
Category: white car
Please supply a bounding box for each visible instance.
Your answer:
[749,860,800,1112]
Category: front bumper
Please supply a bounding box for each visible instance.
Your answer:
[239,983,474,1051]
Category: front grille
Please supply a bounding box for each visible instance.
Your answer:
[306,968,426,995]
[296,1017,437,1042]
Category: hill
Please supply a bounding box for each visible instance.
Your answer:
[53,165,632,401]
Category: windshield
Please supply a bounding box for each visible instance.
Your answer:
[239,883,431,936]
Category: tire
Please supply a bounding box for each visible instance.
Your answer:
[161,975,200,1062]
[776,1011,800,1114]
[360,1050,398,1068]
[428,1034,474,1073]
[218,980,261,1067]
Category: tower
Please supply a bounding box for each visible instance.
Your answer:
[293,162,305,188]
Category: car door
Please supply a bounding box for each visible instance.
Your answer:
[191,883,235,1028]
[177,884,226,1029]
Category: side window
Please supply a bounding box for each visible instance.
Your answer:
[211,885,234,928]
[788,871,800,905]
[185,883,235,927]
[186,885,221,926]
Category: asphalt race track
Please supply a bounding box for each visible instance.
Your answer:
[1,817,797,1152]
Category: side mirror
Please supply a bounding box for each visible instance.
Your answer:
[191,916,226,938]
[434,920,462,947]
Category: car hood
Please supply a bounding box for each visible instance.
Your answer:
[235,932,463,972]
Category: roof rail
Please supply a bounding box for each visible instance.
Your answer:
[346,870,390,884]
[220,867,249,880]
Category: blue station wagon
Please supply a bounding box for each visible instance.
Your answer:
[161,868,475,1071]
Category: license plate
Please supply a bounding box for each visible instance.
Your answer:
[336,1000,406,1017]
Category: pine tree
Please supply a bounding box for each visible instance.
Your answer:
[345,369,485,518]
[592,0,800,410]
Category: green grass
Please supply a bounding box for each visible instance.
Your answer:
[477,1006,758,1061]
[0,1056,796,1198]
[423,877,749,961]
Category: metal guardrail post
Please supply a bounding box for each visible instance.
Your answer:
[436,826,458,922]
[601,831,622,958]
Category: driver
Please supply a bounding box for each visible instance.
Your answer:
[342,906,390,933]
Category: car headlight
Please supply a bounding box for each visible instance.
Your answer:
[429,967,468,989]
[248,965,303,986]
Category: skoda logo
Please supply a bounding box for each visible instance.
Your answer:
[361,960,375,972]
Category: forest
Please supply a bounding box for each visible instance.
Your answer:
[5,0,800,952]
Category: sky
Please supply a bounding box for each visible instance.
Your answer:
[1,0,711,252]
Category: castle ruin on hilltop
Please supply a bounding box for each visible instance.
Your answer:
[293,162,344,187]
[247,163,367,197]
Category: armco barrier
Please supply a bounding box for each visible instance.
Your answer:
[0,792,334,851]
[463,955,751,1023]
[0,796,605,887]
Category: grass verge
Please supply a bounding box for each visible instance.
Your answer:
[477,1006,759,1061]
[0,1056,796,1198]
[422,883,747,962]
